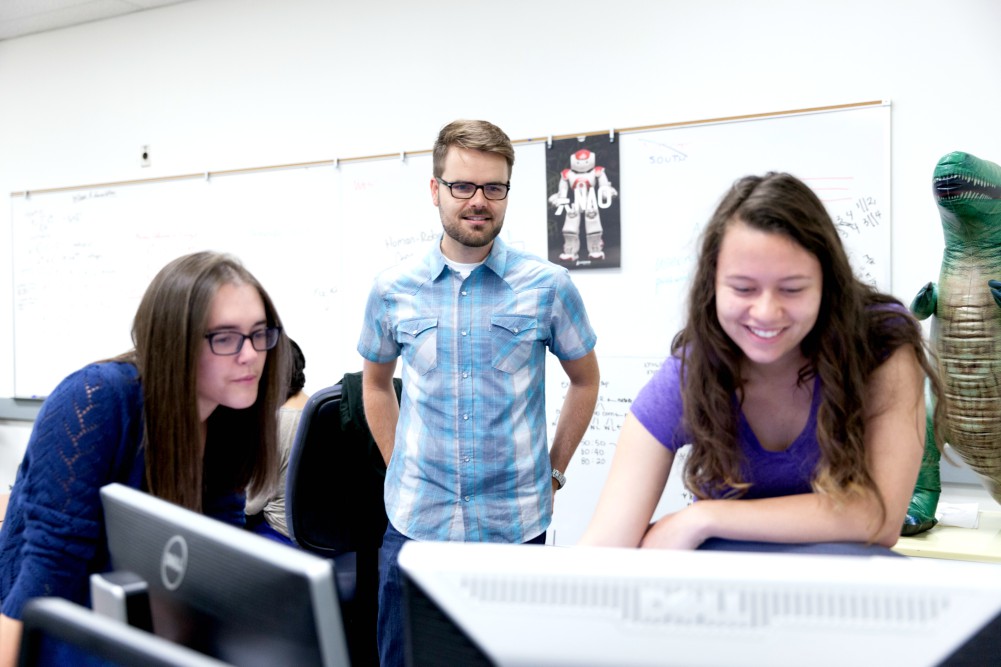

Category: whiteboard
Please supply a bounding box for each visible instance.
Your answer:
[12,167,344,399]
[10,105,890,542]
[10,148,548,399]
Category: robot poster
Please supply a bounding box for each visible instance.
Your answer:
[546,136,621,270]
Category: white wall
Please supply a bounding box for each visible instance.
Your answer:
[2,0,1000,488]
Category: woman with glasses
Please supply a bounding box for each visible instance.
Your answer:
[0,251,289,666]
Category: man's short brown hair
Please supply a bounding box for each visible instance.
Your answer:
[432,119,515,178]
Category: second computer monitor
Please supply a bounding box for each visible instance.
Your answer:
[100,483,350,667]
[20,597,232,667]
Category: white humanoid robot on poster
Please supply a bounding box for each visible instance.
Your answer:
[549,148,618,262]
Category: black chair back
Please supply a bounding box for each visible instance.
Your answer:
[286,382,388,555]
[285,374,397,667]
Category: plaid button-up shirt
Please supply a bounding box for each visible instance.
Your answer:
[358,236,596,542]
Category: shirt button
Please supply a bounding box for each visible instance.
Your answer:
[461,330,467,336]
[463,457,470,462]
[461,290,468,296]
[513,327,519,333]
[464,496,471,502]
[462,372,468,378]
[463,414,469,420]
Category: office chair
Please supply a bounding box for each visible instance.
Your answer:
[286,373,397,667]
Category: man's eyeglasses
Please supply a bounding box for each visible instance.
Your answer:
[204,327,282,356]
[437,178,511,201]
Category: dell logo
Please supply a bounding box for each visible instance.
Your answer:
[161,535,188,591]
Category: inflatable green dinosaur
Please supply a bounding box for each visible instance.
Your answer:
[904,151,1001,536]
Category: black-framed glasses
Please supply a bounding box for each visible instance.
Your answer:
[437,178,511,201]
[204,326,282,356]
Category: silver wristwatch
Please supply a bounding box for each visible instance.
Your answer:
[551,468,566,489]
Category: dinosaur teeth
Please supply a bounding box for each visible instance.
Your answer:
[934,174,1001,200]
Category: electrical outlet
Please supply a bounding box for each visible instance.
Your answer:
[140,145,151,168]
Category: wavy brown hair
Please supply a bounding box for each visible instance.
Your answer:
[114,251,288,512]
[673,173,946,533]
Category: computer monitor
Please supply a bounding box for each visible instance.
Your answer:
[399,541,1001,667]
[19,597,231,667]
[99,483,350,667]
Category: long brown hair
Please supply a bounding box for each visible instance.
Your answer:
[673,173,946,533]
[115,251,288,512]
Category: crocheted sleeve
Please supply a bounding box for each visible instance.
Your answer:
[1,363,141,618]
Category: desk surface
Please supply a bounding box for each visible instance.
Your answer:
[894,510,1001,563]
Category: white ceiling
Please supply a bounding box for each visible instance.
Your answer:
[0,0,195,41]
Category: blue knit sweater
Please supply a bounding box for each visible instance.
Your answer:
[0,362,245,619]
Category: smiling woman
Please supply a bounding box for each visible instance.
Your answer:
[579,172,948,555]
[714,220,822,371]
[0,251,290,667]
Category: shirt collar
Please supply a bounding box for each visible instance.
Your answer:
[429,234,509,280]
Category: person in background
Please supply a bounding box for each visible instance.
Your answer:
[579,172,946,554]
[358,119,601,666]
[245,338,308,545]
[0,251,289,667]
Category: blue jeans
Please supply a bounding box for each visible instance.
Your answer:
[377,523,546,667]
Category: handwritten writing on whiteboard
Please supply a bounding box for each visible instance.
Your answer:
[382,228,441,266]
[638,137,690,166]
[832,195,885,288]
[11,167,347,399]
[545,356,693,545]
[834,196,883,235]
[550,380,632,467]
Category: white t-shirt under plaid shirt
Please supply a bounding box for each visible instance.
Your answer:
[357,235,597,543]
